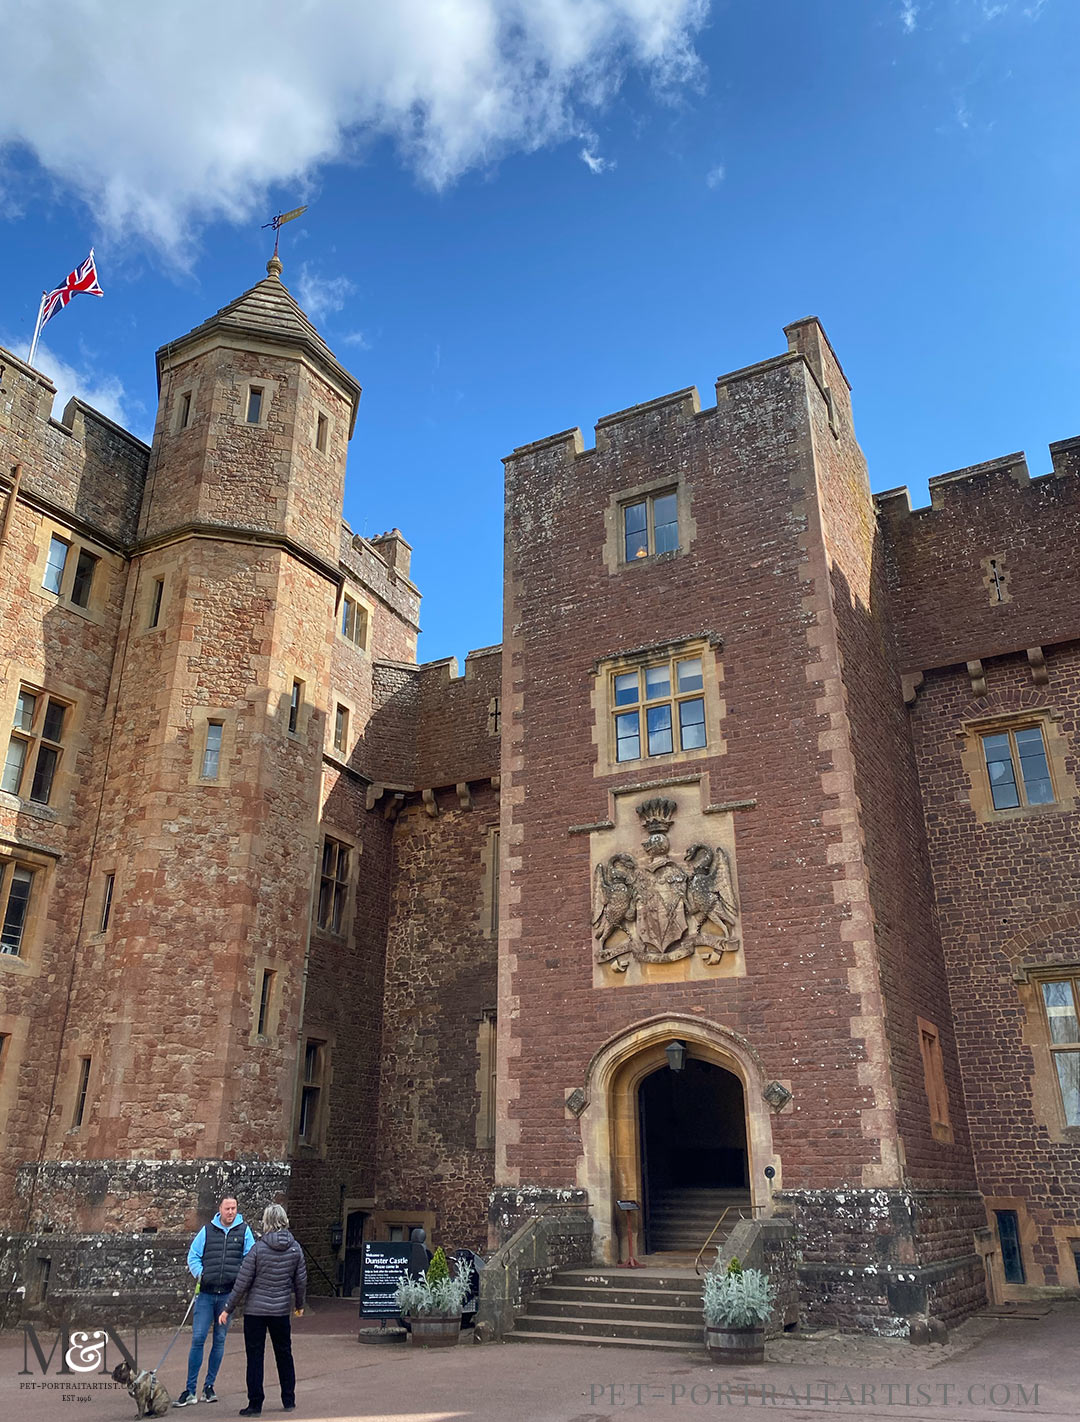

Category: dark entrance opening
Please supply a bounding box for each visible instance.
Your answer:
[341,1209,368,1297]
[639,1056,749,1254]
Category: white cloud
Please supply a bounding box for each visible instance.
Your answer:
[2,331,135,434]
[899,1,919,31]
[705,163,725,187]
[580,147,615,174]
[0,1,708,254]
[342,330,371,349]
[295,263,355,324]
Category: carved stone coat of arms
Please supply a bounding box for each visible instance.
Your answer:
[592,797,738,969]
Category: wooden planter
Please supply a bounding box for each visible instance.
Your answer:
[704,1323,765,1364]
[408,1314,462,1348]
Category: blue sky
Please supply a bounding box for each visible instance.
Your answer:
[2,0,1077,662]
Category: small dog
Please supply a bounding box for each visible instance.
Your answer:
[111,1361,171,1418]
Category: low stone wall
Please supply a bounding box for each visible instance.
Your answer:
[1,1158,291,1328]
[776,1188,988,1335]
[477,1189,593,1339]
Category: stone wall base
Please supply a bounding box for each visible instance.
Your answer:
[776,1187,989,1334]
[2,1158,291,1328]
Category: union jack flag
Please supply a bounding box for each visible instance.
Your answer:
[41,249,104,328]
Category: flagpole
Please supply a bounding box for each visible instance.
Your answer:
[27,292,47,368]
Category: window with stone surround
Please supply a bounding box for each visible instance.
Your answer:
[256,968,276,1039]
[476,1009,497,1149]
[1039,977,1080,1127]
[200,721,224,781]
[593,638,723,777]
[148,577,165,629]
[981,725,1054,810]
[958,709,1075,823]
[39,528,105,614]
[297,1038,327,1148]
[340,593,368,650]
[0,861,34,956]
[72,1056,92,1129]
[99,873,115,933]
[917,1017,953,1143]
[2,687,70,806]
[613,655,705,763]
[333,703,349,754]
[315,411,329,453]
[316,836,351,934]
[622,490,678,561]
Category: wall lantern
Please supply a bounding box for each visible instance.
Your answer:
[329,1223,343,1251]
[664,1040,687,1073]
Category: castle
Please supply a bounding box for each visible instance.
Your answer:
[1,258,1078,1334]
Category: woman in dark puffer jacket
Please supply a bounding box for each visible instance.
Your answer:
[220,1205,307,1417]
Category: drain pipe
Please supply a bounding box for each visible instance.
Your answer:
[0,462,22,556]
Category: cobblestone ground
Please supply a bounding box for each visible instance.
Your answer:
[1,1302,1075,1422]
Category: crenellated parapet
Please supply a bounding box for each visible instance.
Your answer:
[0,343,149,548]
[878,437,1080,674]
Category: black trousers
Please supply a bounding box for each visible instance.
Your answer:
[243,1313,295,1409]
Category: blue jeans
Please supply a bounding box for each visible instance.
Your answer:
[186,1290,231,1393]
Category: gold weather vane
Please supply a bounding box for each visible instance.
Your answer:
[262,205,308,262]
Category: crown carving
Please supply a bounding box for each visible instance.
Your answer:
[636,797,677,835]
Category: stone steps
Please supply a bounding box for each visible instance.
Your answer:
[510,1266,706,1352]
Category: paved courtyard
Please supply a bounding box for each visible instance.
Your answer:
[3,1302,1076,1422]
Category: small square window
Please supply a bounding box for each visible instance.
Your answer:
[246,386,264,424]
[982,725,1055,811]
[622,490,679,562]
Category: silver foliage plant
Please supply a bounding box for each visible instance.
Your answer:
[394,1273,470,1317]
[702,1266,776,1328]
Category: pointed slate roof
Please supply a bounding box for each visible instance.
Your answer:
[156,256,362,433]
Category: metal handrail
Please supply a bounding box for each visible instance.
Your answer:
[693,1202,764,1277]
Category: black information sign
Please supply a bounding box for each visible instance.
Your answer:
[616,1199,639,1212]
[360,1241,413,1317]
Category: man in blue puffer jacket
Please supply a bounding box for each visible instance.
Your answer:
[175,1196,255,1407]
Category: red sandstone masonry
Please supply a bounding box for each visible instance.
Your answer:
[499,340,894,1197]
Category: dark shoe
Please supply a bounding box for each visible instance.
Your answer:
[238,1409,261,1417]
[202,1385,218,1404]
[283,1408,296,1414]
[175,1393,198,1408]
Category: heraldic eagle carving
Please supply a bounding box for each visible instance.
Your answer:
[592,797,738,967]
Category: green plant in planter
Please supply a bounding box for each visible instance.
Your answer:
[702,1259,775,1329]
[394,1247,470,1318]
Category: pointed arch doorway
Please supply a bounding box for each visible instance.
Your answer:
[581,1017,775,1264]
[638,1056,750,1253]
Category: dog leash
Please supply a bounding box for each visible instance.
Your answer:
[151,1290,198,1377]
